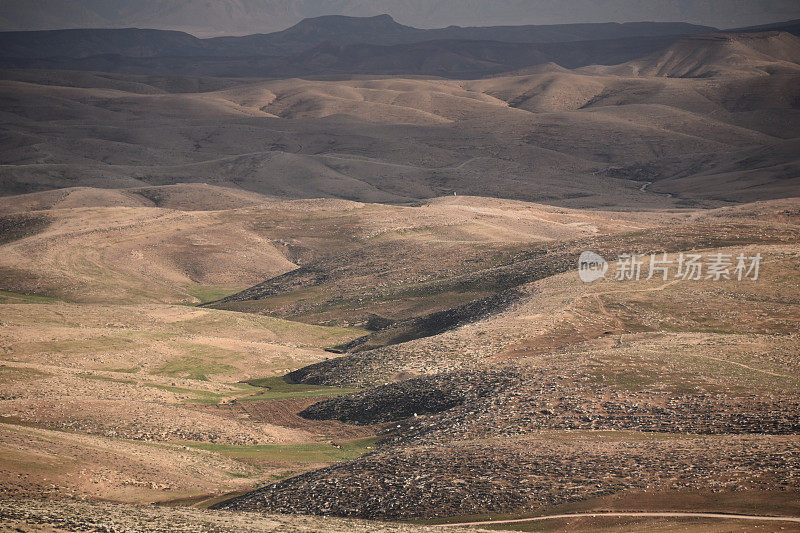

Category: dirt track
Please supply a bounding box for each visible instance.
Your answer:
[440,511,800,527]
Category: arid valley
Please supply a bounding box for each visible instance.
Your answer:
[1,3,799,531]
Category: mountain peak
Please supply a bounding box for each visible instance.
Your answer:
[291,14,405,30]
[272,14,416,46]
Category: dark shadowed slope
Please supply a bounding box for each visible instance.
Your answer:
[731,18,800,35]
[0,16,716,59]
[0,15,721,78]
[588,31,800,77]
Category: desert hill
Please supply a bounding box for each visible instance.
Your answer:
[0,183,274,213]
[2,29,799,206]
[1,8,800,532]
[0,190,665,304]
[0,498,465,532]
[3,185,798,525]
[591,31,800,77]
[209,197,799,336]
[211,197,800,520]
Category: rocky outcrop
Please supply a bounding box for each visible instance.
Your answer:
[299,370,520,425]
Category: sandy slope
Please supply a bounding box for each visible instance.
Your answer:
[0,205,295,303]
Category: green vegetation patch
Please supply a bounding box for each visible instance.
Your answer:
[152,356,235,381]
[242,375,359,401]
[184,436,379,464]
[90,365,140,374]
[178,307,367,348]
[79,374,136,386]
[0,289,57,304]
[187,285,247,305]
[0,366,51,383]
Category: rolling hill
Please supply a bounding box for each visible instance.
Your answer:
[591,30,800,77]
[0,13,799,531]
[2,28,798,205]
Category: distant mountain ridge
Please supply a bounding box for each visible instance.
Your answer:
[0,28,206,59]
[2,15,800,79]
[0,15,717,59]
[2,0,799,36]
[0,36,715,79]
[0,15,725,78]
[215,15,718,56]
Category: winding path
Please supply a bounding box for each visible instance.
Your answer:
[639,180,674,198]
[439,511,800,528]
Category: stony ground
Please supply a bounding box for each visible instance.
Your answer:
[216,201,800,520]
[2,193,799,528]
[219,433,800,519]
[2,33,800,529]
[0,498,480,532]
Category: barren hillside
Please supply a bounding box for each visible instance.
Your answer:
[2,31,799,206]
[1,12,799,533]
